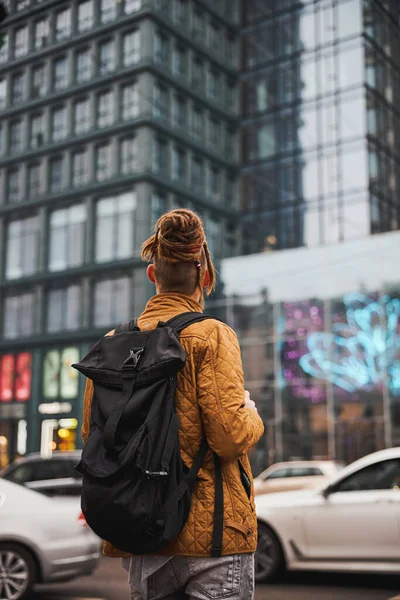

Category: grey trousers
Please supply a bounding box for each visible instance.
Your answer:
[121,553,254,600]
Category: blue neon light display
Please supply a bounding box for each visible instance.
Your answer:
[299,293,400,395]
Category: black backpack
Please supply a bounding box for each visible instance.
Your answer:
[73,312,224,556]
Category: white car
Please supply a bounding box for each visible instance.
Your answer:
[255,447,400,582]
[253,460,342,496]
[0,478,101,600]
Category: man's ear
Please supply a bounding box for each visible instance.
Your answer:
[147,264,156,284]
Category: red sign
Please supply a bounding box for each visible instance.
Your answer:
[15,353,32,401]
[0,355,15,401]
[0,353,32,402]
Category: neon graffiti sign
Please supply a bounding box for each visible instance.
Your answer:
[299,293,400,395]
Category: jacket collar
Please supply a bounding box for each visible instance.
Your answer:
[140,293,203,323]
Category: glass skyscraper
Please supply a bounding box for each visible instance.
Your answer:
[241,0,400,254]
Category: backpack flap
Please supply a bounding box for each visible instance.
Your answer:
[72,327,186,387]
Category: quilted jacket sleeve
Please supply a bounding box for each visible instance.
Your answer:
[81,378,94,444]
[197,322,264,461]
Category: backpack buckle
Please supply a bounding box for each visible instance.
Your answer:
[144,470,168,481]
[123,348,144,369]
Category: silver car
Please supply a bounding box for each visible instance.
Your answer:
[0,477,101,600]
[1,451,82,497]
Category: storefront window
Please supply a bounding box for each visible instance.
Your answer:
[43,347,79,400]
[0,353,32,402]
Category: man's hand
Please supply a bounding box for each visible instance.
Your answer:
[244,390,257,412]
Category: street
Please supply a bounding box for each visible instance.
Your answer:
[33,557,400,600]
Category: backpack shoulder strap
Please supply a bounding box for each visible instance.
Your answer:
[114,319,140,334]
[164,312,224,334]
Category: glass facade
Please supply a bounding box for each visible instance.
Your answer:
[242,0,400,254]
[210,230,400,472]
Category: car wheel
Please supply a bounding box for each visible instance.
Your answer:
[255,522,284,583]
[0,543,37,600]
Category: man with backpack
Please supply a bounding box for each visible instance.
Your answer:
[77,209,264,599]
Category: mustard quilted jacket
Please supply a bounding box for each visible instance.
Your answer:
[81,293,265,557]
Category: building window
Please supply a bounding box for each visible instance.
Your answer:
[11,72,25,104]
[97,90,114,128]
[100,0,116,22]
[192,107,203,143]
[52,106,67,142]
[226,175,236,207]
[151,192,167,225]
[208,69,220,101]
[172,95,186,129]
[120,136,137,175]
[121,83,139,120]
[78,0,94,32]
[154,0,168,13]
[74,98,90,134]
[49,157,64,192]
[47,286,81,333]
[16,0,30,10]
[72,149,89,187]
[0,33,8,65]
[0,353,32,400]
[192,157,203,191]
[95,192,137,263]
[32,64,47,98]
[152,138,168,174]
[205,216,218,257]
[43,348,80,399]
[54,56,68,90]
[205,166,220,202]
[28,163,42,198]
[94,277,131,327]
[123,30,140,67]
[209,118,221,152]
[7,168,22,204]
[6,216,39,280]
[153,83,168,120]
[49,205,86,272]
[209,21,221,55]
[0,78,6,109]
[192,58,204,91]
[96,143,112,182]
[4,295,35,340]
[171,147,185,182]
[172,45,186,78]
[154,31,168,65]
[76,48,91,82]
[10,121,23,154]
[226,79,236,113]
[226,127,236,161]
[192,9,205,40]
[30,114,45,149]
[125,0,141,14]
[226,33,236,67]
[99,39,115,75]
[15,26,28,58]
[173,0,187,25]
[56,8,71,41]
[34,18,49,50]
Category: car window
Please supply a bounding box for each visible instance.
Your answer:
[3,463,36,484]
[265,468,288,480]
[335,459,400,492]
[32,459,75,481]
[288,467,323,477]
